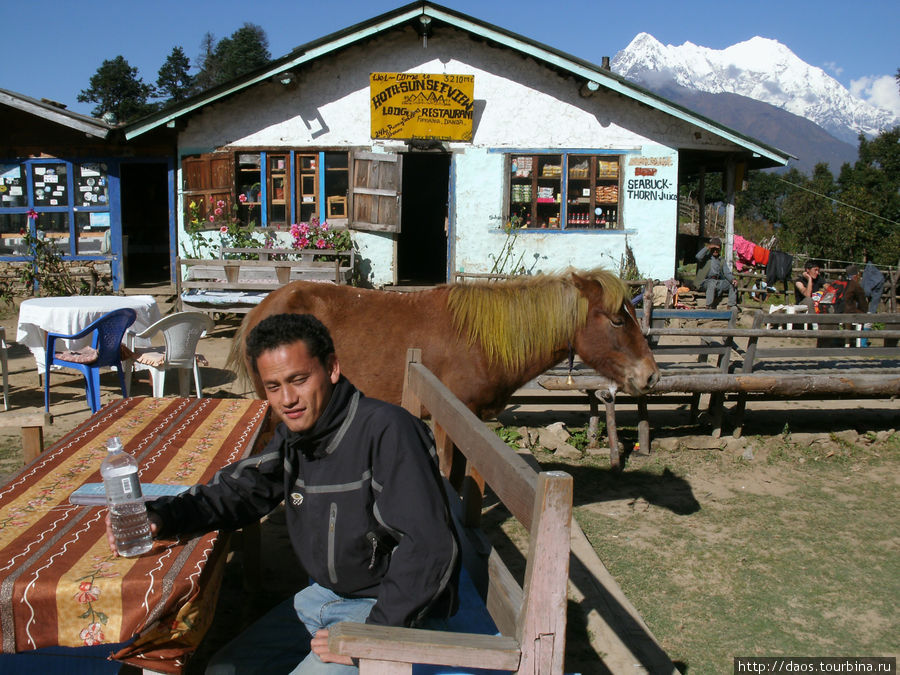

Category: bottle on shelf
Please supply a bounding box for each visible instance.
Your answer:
[102,437,153,557]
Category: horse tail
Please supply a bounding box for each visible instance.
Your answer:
[227,314,252,393]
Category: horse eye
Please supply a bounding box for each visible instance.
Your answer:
[610,316,624,327]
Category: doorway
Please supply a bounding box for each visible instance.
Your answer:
[397,153,450,285]
[120,162,169,285]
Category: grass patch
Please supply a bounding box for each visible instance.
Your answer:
[526,434,899,673]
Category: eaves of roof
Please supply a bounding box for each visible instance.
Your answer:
[123,1,793,168]
[0,88,112,138]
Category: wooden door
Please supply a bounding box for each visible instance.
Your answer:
[350,152,401,233]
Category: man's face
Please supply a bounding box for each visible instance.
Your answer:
[711,246,721,257]
[808,266,820,278]
[256,340,340,433]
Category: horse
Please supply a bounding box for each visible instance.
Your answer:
[230,269,659,419]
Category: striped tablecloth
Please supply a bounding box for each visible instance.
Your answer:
[0,396,270,673]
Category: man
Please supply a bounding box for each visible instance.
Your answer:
[108,313,459,673]
[862,254,885,313]
[695,236,737,308]
[794,259,824,311]
[842,264,868,314]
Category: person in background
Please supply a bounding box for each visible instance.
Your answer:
[794,259,824,311]
[695,236,737,309]
[842,265,868,314]
[862,254,885,313]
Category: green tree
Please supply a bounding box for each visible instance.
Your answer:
[215,23,271,82]
[77,55,155,123]
[194,23,271,92]
[155,46,193,105]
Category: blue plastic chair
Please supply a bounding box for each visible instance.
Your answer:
[44,308,137,414]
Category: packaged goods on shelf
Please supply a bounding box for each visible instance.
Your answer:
[568,160,589,178]
[541,164,562,177]
[597,160,619,179]
[512,156,533,177]
[595,185,619,202]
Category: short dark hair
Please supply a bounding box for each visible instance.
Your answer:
[804,259,822,270]
[246,313,335,373]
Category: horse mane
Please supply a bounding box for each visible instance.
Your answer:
[446,268,626,370]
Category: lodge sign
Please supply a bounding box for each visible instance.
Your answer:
[370,73,474,142]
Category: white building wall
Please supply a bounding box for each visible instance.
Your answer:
[178,26,734,285]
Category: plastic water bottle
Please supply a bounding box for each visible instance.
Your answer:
[101,437,153,557]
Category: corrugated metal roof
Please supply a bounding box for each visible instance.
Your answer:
[0,88,112,138]
[123,1,793,167]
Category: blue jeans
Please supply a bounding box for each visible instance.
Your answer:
[205,583,377,675]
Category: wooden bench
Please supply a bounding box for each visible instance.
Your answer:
[176,247,354,317]
[328,349,573,673]
[731,311,900,436]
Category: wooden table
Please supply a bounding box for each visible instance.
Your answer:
[0,396,270,673]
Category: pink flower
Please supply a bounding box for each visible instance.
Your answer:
[238,194,247,203]
[315,238,326,249]
[74,581,100,604]
[26,208,38,220]
[214,207,223,216]
[290,223,300,237]
[220,226,228,234]
[80,622,105,646]
[298,222,310,235]
[216,200,226,208]
[320,222,329,232]
[298,237,309,248]
[208,215,215,222]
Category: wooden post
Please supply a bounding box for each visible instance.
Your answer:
[0,412,52,464]
[603,396,620,468]
[401,349,423,418]
[586,390,600,448]
[637,399,650,454]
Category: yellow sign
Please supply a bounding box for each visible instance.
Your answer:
[370,73,474,142]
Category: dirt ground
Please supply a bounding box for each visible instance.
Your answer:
[0,293,897,672]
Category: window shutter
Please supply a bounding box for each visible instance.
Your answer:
[349,151,402,233]
[182,153,234,226]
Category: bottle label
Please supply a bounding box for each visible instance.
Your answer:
[106,473,143,502]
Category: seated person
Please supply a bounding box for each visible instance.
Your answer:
[108,313,459,673]
[695,236,737,308]
[794,260,824,311]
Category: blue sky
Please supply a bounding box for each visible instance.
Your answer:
[7,0,899,117]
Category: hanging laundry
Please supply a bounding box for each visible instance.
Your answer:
[766,250,793,287]
[752,244,770,267]
[733,235,757,271]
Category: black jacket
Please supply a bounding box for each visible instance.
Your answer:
[147,376,459,627]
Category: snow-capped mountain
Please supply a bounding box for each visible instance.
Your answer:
[612,33,898,146]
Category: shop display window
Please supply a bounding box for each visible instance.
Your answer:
[507,153,622,230]
[0,164,27,208]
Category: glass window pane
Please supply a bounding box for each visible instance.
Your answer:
[32,163,69,207]
[0,214,28,254]
[0,163,27,208]
[75,162,109,208]
[76,212,109,254]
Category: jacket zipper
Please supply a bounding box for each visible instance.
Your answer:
[327,502,338,584]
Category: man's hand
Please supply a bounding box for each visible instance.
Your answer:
[105,511,159,556]
[310,629,354,665]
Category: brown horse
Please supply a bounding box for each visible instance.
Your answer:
[232,269,659,418]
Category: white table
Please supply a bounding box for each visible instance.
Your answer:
[16,295,162,373]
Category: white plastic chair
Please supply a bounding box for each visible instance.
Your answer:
[0,326,8,410]
[127,312,214,398]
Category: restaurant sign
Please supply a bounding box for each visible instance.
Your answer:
[370,73,474,142]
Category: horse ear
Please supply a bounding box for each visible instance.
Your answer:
[570,271,602,301]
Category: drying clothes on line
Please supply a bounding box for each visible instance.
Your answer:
[752,244,770,267]
[733,235,757,271]
[766,250,793,286]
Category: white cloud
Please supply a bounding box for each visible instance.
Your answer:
[823,61,843,77]
[850,74,900,117]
